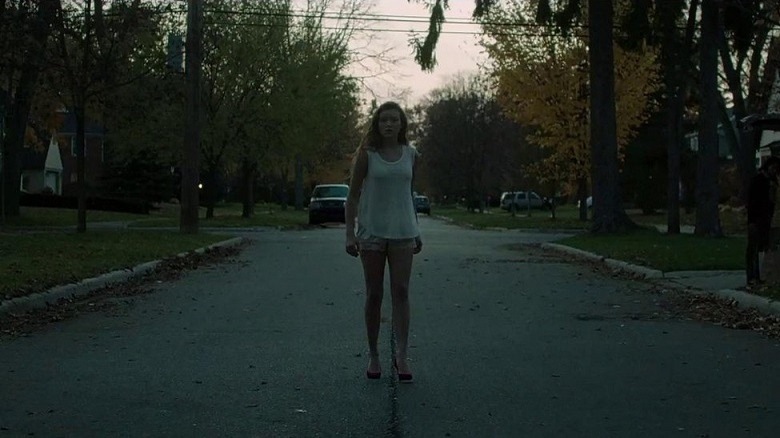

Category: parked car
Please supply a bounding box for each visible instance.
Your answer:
[308,184,349,225]
[500,191,546,211]
[414,195,431,215]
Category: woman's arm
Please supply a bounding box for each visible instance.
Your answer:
[345,148,368,239]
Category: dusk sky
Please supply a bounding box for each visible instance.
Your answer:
[345,0,487,106]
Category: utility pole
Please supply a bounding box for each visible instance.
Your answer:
[181,0,202,234]
[0,91,6,227]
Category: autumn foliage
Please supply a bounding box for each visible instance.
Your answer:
[480,5,660,196]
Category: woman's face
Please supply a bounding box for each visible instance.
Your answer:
[377,109,402,141]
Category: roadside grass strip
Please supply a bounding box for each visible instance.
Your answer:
[129,203,309,228]
[4,207,147,227]
[433,205,589,231]
[558,228,744,272]
[1,231,230,300]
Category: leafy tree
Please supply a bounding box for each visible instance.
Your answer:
[0,0,58,218]
[415,0,643,232]
[100,147,174,204]
[481,1,659,221]
[416,75,523,210]
[198,0,360,216]
[269,1,361,211]
[46,0,165,232]
[99,4,183,204]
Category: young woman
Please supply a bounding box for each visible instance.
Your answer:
[345,101,422,382]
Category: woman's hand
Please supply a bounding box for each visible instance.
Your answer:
[413,236,423,254]
[346,235,360,257]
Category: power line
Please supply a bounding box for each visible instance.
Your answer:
[207,8,564,29]
[203,21,568,38]
[145,7,573,29]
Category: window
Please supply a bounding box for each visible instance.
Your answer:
[70,137,87,157]
[689,136,699,152]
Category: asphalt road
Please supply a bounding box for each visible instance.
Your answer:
[2,217,779,437]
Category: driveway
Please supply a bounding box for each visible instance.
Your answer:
[1,217,779,437]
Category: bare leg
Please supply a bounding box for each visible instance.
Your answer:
[360,250,386,373]
[387,245,414,374]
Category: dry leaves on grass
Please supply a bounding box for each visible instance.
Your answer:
[0,243,247,338]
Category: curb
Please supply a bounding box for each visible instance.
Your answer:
[540,242,780,318]
[712,288,780,317]
[0,237,247,319]
[541,243,664,279]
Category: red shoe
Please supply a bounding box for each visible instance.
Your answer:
[393,358,413,383]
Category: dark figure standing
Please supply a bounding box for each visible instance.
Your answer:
[746,156,780,285]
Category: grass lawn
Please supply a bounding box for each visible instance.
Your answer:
[435,204,745,272]
[2,203,310,229]
[558,228,744,272]
[1,230,231,299]
[627,207,746,235]
[3,207,148,227]
[128,203,309,228]
[432,205,590,231]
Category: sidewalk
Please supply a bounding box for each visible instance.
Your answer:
[541,242,780,318]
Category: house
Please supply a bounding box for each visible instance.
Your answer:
[54,111,106,196]
[755,71,780,166]
[20,134,63,194]
[684,108,736,160]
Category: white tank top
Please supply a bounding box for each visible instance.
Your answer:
[357,145,420,239]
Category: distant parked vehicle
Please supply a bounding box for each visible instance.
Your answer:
[577,196,593,209]
[308,184,349,225]
[414,195,431,215]
[500,191,547,211]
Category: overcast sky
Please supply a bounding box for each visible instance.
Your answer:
[344,0,487,107]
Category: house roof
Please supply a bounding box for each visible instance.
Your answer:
[739,113,780,131]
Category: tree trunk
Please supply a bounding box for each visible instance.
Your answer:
[1,0,56,218]
[204,167,216,219]
[75,105,87,233]
[1,78,32,218]
[294,153,304,211]
[588,0,634,233]
[279,168,288,211]
[695,0,723,237]
[241,160,255,218]
[577,176,588,221]
[666,96,682,234]
[663,0,698,235]
[180,0,202,234]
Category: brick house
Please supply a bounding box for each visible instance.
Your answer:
[54,111,105,196]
